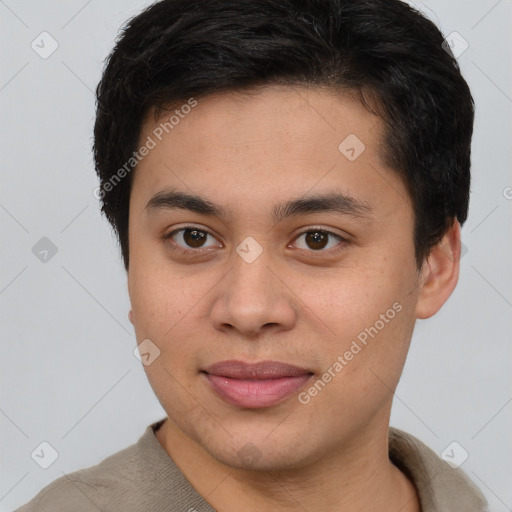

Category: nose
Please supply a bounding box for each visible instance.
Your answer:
[210,248,297,337]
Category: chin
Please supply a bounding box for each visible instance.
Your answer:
[218,448,301,472]
[200,433,318,473]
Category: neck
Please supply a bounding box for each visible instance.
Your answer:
[155,417,420,512]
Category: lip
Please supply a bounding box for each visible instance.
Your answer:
[202,360,314,408]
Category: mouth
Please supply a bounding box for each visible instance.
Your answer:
[202,360,314,409]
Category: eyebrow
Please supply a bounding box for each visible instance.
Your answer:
[145,188,373,223]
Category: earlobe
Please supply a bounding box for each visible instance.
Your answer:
[415,220,461,319]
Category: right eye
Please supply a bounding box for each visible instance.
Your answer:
[163,226,223,253]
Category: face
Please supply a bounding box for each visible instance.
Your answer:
[127,85,423,471]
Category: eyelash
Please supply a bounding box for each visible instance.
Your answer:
[162,225,348,256]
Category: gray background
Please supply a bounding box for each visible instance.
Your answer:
[1,0,511,510]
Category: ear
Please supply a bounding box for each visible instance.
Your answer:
[127,279,134,325]
[415,220,461,319]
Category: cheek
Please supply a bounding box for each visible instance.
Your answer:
[300,265,410,337]
[128,261,218,372]
[297,288,416,425]
[297,256,418,385]
[127,224,214,338]
[128,262,189,340]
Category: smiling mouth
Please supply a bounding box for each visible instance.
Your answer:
[202,360,314,408]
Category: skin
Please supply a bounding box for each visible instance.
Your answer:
[126,85,461,511]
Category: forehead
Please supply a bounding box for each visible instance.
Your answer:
[146,85,381,152]
[130,85,410,218]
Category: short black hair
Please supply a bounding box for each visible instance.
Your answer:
[93,0,474,271]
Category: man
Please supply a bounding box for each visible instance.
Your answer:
[16,0,488,510]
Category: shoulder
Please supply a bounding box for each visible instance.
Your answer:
[14,426,154,512]
[13,472,102,512]
[389,427,489,512]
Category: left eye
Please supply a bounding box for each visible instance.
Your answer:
[292,229,345,252]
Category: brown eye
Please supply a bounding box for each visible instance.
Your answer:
[182,228,207,248]
[293,229,345,253]
[165,227,221,251]
[305,231,329,250]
